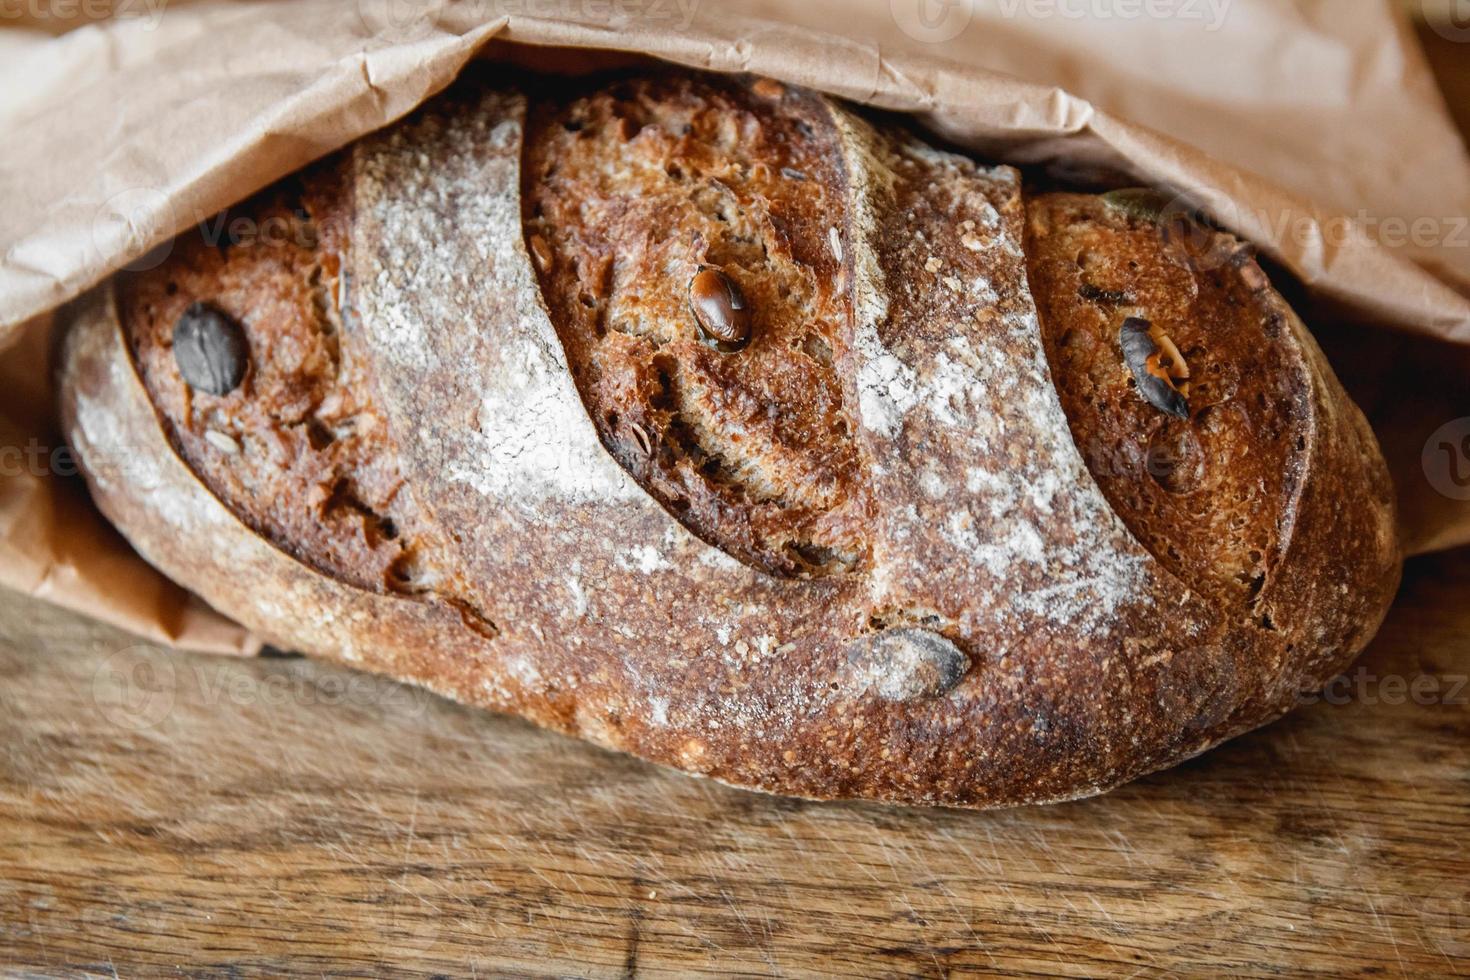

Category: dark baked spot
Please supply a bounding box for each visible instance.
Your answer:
[523,74,869,578]
[1078,281,1132,305]
[1024,192,1311,610]
[449,599,500,640]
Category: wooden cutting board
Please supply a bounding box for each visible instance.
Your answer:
[1,546,1466,976]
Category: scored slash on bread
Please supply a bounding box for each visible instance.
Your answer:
[58,68,1401,807]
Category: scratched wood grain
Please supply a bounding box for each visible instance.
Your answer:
[1,545,1467,977]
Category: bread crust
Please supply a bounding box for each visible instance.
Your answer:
[57,70,1402,807]
[523,75,867,579]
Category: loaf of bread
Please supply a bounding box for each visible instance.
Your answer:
[58,68,1401,807]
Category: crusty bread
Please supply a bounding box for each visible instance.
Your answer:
[58,68,1401,807]
[524,75,866,578]
[1023,191,1397,649]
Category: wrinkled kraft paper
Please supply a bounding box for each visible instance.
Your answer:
[0,0,1467,652]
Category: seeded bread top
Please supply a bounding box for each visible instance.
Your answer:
[1024,192,1309,615]
[117,163,469,605]
[117,77,1340,620]
[523,75,868,578]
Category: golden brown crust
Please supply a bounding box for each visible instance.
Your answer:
[117,161,438,595]
[1024,191,1307,609]
[59,68,1403,808]
[523,75,867,578]
[1024,191,1400,646]
[57,289,512,709]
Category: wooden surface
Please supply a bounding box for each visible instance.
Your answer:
[1,547,1467,976]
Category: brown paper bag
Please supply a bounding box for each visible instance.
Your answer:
[1,0,1466,649]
